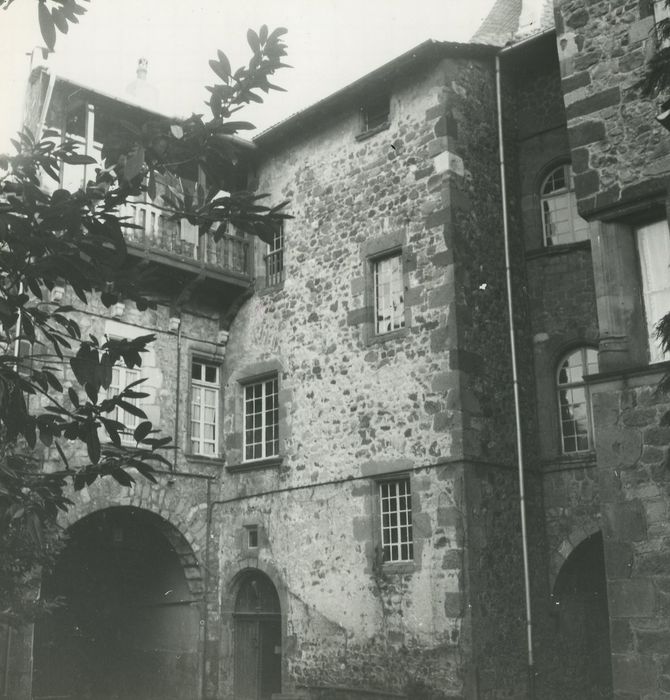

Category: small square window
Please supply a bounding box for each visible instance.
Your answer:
[247,527,259,549]
[374,253,405,335]
[243,375,279,462]
[379,478,413,563]
[362,95,390,133]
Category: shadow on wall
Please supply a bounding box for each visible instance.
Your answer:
[549,531,612,699]
[32,506,201,700]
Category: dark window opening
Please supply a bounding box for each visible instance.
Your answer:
[362,95,390,133]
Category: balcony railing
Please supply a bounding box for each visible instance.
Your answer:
[120,201,249,277]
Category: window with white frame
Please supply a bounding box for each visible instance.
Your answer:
[557,347,598,454]
[541,164,590,246]
[374,253,405,335]
[108,364,142,440]
[244,376,279,461]
[636,220,670,363]
[380,478,413,563]
[265,223,284,286]
[190,360,220,456]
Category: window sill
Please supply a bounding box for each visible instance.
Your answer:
[226,456,284,474]
[185,454,225,467]
[366,327,409,346]
[585,360,670,385]
[257,280,285,296]
[381,561,416,575]
[525,239,591,260]
[542,453,597,472]
[355,121,390,142]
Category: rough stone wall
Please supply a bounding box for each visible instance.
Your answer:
[590,369,670,699]
[445,59,540,699]
[503,35,609,698]
[30,289,225,698]
[212,52,545,699]
[554,0,669,215]
[215,464,466,699]
[219,57,474,699]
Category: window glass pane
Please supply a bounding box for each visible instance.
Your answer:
[542,165,588,246]
[243,376,280,461]
[190,361,219,456]
[557,348,597,454]
[375,254,405,335]
[637,220,670,363]
[379,478,413,563]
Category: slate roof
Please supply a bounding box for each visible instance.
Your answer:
[470,0,555,46]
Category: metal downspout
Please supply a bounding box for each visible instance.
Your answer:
[201,477,212,700]
[494,52,535,696]
[173,317,182,473]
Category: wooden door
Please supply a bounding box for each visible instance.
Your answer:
[234,618,260,700]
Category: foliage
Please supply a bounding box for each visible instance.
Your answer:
[639,0,670,98]
[0,0,90,51]
[0,6,290,623]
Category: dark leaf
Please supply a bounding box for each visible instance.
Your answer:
[84,382,98,403]
[111,468,134,487]
[67,387,79,407]
[247,28,260,54]
[133,420,153,442]
[116,400,146,419]
[38,1,56,51]
[54,441,70,469]
[60,153,97,165]
[51,7,69,33]
[85,425,100,464]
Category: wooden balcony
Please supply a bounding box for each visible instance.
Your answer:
[120,201,253,294]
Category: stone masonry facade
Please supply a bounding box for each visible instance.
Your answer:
[13,2,670,699]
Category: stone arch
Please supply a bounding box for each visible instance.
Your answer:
[60,475,208,596]
[219,561,288,700]
[34,504,205,700]
[549,519,600,590]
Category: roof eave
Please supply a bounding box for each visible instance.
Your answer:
[253,39,498,148]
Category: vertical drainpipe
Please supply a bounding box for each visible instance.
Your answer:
[201,478,212,700]
[173,316,182,473]
[494,52,535,696]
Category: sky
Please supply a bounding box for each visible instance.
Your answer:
[0,0,496,149]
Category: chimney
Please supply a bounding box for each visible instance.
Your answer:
[126,57,158,105]
[136,57,148,81]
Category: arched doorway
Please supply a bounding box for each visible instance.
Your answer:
[233,571,282,700]
[33,506,202,700]
[551,531,612,699]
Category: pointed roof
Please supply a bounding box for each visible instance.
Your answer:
[471,0,554,46]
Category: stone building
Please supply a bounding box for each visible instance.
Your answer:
[4,0,670,698]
